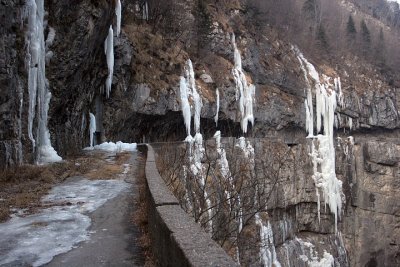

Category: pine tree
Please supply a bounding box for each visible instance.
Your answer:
[346,15,357,37]
[374,28,386,68]
[360,20,371,44]
[316,24,329,50]
[302,0,320,26]
[360,20,371,56]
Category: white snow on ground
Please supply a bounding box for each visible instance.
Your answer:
[0,178,129,267]
[84,141,137,152]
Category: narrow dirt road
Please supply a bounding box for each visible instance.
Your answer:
[0,148,144,267]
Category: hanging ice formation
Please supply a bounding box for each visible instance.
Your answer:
[104,26,114,98]
[296,48,343,232]
[142,1,149,21]
[178,59,211,229]
[214,89,220,126]
[255,217,282,267]
[26,0,62,164]
[179,59,203,139]
[231,34,255,134]
[89,113,96,147]
[115,0,122,37]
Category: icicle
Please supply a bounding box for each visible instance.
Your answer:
[26,0,61,164]
[179,59,203,139]
[231,34,255,134]
[295,47,343,232]
[89,113,96,147]
[335,77,344,108]
[27,0,38,147]
[115,0,122,37]
[45,27,55,48]
[214,88,220,126]
[186,60,202,134]
[143,1,149,21]
[180,77,191,136]
[105,26,114,98]
[297,51,314,137]
[255,216,281,267]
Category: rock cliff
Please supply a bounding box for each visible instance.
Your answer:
[1,0,399,266]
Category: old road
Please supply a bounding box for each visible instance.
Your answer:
[0,147,145,267]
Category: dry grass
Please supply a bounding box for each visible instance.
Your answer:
[0,151,131,222]
[0,162,73,222]
[79,152,131,180]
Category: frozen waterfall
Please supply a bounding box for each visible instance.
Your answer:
[26,0,62,164]
[231,34,255,134]
[179,59,203,138]
[296,48,343,232]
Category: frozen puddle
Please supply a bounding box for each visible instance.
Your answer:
[0,178,130,267]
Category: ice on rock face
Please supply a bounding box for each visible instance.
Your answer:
[296,238,335,267]
[214,88,220,126]
[180,77,191,136]
[26,0,62,164]
[179,59,203,139]
[45,27,55,48]
[0,178,129,267]
[143,1,149,21]
[89,113,96,147]
[115,0,122,36]
[231,34,255,134]
[296,47,343,232]
[105,26,114,98]
[255,216,281,267]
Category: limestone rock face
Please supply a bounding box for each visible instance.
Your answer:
[0,0,25,167]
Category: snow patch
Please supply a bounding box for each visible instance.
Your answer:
[84,141,137,152]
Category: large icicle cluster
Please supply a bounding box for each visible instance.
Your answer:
[179,59,212,230]
[296,48,343,231]
[231,34,255,134]
[179,59,203,138]
[104,26,114,98]
[26,0,62,164]
[103,1,123,98]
